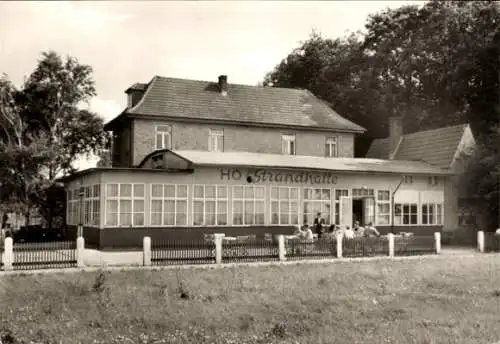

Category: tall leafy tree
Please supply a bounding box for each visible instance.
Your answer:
[0,51,108,228]
[265,0,499,226]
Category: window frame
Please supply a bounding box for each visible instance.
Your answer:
[192,184,229,226]
[394,202,418,225]
[281,134,296,155]
[421,202,443,225]
[155,125,172,150]
[270,186,300,226]
[303,187,332,225]
[104,183,146,228]
[325,136,338,157]
[334,189,349,225]
[208,129,224,152]
[375,190,391,226]
[83,184,101,227]
[150,184,189,227]
[232,185,266,226]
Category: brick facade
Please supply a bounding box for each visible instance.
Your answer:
[130,119,355,167]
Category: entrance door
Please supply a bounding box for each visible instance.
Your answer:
[339,196,352,228]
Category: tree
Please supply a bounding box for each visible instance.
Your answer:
[0,51,108,229]
[265,0,499,225]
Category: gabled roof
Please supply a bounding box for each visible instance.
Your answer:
[366,124,469,169]
[106,76,366,133]
[139,149,452,175]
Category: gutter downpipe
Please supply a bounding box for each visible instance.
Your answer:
[391,176,405,234]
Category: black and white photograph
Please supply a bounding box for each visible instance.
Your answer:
[0,1,499,343]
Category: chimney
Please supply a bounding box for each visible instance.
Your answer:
[218,75,228,96]
[388,116,403,159]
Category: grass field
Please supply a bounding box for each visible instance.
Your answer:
[1,255,500,344]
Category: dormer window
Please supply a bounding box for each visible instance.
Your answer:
[155,125,172,150]
[281,134,296,155]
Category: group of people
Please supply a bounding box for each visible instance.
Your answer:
[291,212,381,241]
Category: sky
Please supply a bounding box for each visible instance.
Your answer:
[0,0,424,170]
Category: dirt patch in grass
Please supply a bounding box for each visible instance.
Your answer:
[1,256,500,344]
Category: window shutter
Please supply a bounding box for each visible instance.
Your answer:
[325,143,330,157]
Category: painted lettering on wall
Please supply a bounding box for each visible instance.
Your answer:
[220,168,338,185]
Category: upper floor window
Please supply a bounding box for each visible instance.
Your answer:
[281,134,296,155]
[428,176,439,186]
[403,175,414,184]
[155,125,172,150]
[209,129,224,152]
[325,137,338,157]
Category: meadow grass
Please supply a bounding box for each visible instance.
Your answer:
[1,255,500,344]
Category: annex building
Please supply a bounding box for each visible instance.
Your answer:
[60,75,467,249]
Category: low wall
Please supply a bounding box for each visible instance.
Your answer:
[86,226,297,250]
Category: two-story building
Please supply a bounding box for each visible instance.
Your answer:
[60,75,452,249]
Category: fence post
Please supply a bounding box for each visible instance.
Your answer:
[143,236,151,266]
[477,230,485,253]
[434,232,441,254]
[214,233,224,264]
[336,233,343,258]
[278,235,285,261]
[388,233,395,257]
[76,236,85,268]
[3,237,13,271]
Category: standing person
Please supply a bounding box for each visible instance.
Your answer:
[353,221,365,237]
[313,212,325,238]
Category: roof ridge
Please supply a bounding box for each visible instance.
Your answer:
[153,75,309,92]
[403,123,469,138]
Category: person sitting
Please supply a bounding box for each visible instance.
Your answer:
[364,222,381,238]
[353,221,365,237]
[304,226,314,241]
[344,226,355,239]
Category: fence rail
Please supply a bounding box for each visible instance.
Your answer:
[222,239,279,263]
[394,236,436,256]
[0,231,466,272]
[151,240,216,266]
[285,238,337,260]
[12,241,77,270]
[343,237,389,258]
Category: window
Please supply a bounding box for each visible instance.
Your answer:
[325,137,338,157]
[105,184,145,227]
[376,190,390,225]
[193,185,228,226]
[422,203,443,225]
[208,129,224,152]
[155,125,172,150]
[67,189,79,225]
[84,185,100,226]
[403,176,414,184]
[271,187,299,225]
[281,134,296,155]
[232,186,265,225]
[428,176,439,186]
[352,188,375,198]
[150,184,188,226]
[394,203,418,225]
[303,188,331,225]
[334,189,349,224]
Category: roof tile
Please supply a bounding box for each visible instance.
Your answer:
[124,76,366,132]
[366,124,468,168]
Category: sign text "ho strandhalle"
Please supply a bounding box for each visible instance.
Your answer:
[220,168,338,185]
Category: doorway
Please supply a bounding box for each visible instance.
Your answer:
[353,199,363,225]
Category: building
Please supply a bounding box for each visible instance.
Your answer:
[60,75,453,249]
[366,120,476,235]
